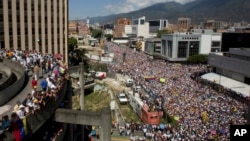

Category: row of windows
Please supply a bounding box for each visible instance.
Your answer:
[6,38,64,52]
[163,40,220,58]
[181,37,199,40]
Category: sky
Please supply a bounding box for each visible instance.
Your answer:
[69,0,196,20]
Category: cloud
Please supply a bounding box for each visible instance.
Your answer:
[104,0,195,14]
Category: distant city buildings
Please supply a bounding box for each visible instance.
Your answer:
[0,0,68,58]
[177,17,192,32]
[200,20,225,31]
[77,15,250,62]
[69,22,78,35]
[78,22,91,37]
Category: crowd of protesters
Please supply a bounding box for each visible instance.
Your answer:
[0,49,67,141]
[106,42,247,141]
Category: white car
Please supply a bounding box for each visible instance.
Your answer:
[117,93,128,104]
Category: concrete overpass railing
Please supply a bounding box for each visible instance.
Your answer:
[54,108,111,141]
[0,59,26,106]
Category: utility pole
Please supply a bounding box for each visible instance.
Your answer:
[80,62,85,110]
[79,62,85,141]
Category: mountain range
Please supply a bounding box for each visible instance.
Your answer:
[88,0,250,24]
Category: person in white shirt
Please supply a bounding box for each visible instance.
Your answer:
[17,105,26,119]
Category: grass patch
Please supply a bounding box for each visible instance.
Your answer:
[72,90,111,112]
[85,90,111,112]
[120,107,141,123]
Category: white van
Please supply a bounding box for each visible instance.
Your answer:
[126,79,134,87]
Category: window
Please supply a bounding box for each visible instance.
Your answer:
[8,0,11,9]
[149,21,160,26]
[0,1,3,9]
[167,41,172,57]
[177,41,188,58]
[164,20,167,27]
[211,48,220,52]
[162,40,166,56]
[189,41,199,56]
[211,41,220,47]
[133,19,138,25]
[140,19,145,25]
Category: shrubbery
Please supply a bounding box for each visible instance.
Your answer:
[187,54,208,64]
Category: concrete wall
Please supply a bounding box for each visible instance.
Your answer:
[0,59,26,106]
[0,63,16,90]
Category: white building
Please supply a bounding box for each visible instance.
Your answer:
[103,29,113,35]
[147,19,169,33]
[161,29,221,61]
[124,16,150,38]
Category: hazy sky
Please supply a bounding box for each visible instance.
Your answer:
[69,0,195,20]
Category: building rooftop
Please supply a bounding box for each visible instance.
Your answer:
[145,38,161,42]
[229,48,250,57]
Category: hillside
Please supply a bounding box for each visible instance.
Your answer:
[89,0,250,24]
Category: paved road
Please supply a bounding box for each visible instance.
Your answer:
[4,69,47,116]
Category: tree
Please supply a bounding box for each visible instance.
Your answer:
[91,29,102,38]
[68,37,78,52]
[157,29,171,38]
[104,34,113,41]
[69,48,89,69]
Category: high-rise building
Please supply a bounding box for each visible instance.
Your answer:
[0,0,68,63]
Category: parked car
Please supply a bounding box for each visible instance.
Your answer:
[117,93,128,104]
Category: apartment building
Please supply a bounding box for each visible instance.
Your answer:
[177,17,192,32]
[113,18,131,37]
[0,0,68,63]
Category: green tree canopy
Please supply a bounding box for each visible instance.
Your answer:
[68,37,78,52]
[91,29,102,38]
[104,34,113,41]
[157,29,171,38]
[69,48,89,69]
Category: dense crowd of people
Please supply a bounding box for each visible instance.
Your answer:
[106,42,247,141]
[0,49,67,141]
